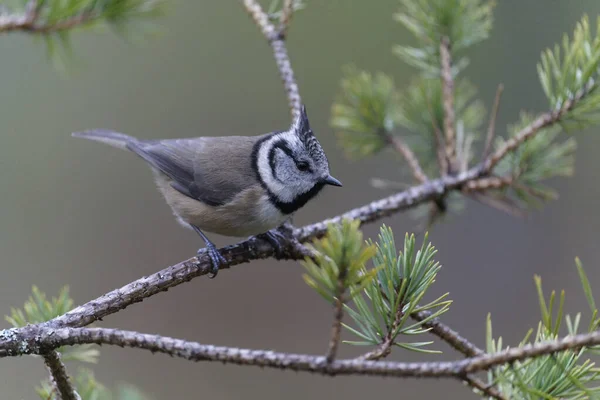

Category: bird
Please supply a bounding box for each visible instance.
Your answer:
[72,105,342,277]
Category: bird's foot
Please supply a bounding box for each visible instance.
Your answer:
[258,225,294,259]
[191,225,226,279]
[198,242,227,279]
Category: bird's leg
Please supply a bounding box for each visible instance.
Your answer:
[192,225,226,278]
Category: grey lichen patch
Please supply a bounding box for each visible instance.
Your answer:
[0,327,51,356]
[0,328,22,356]
[0,327,18,342]
[18,340,31,355]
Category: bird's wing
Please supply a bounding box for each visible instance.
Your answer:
[127,136,261,207]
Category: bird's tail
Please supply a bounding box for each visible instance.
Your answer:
[71,129,138,151]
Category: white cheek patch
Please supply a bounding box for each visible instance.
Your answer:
[257,131,300,204]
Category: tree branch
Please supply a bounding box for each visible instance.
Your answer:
[412,311,508,400]
[483,81,595,172]
[295,169,481,241]
[243,0,301,119]
[357,309,506,399]
[3,325,600,381]
[42,350,80,400]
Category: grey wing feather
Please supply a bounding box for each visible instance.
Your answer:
[127,136,261,206]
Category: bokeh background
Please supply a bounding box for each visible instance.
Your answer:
[2,1,600,398]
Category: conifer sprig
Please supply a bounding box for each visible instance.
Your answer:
[486,261,600,399]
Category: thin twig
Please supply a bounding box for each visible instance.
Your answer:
[427,100,449,176]
[2,326,600,380]
[466,192,526,218]
[278,0,294,38]
[482,84,504,159]
[24,0,43,24]
[42,351,80,400]
[463,174,524,215]
[243,0,301,119]
[374,100,428,182]
[388,134,429,183]
[464,176,513,192]
[462,375,508,400]
[358,297,405,361]
[440,36,456,172]
[512,181,556,201]
[412,310,483,357]
[0,6,93,33]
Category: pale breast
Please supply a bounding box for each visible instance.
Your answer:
[154,171,287,237]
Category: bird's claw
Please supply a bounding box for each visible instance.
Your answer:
[259,227,291,258]
[199,243,226,278]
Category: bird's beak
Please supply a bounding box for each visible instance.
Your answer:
[323,175,343,187]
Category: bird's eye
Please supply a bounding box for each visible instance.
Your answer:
[296,160,310,172]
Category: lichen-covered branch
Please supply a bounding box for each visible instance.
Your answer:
[42,350,80,400]
[2,325,600,382]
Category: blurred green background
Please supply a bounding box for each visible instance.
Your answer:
[2,1,600,398]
